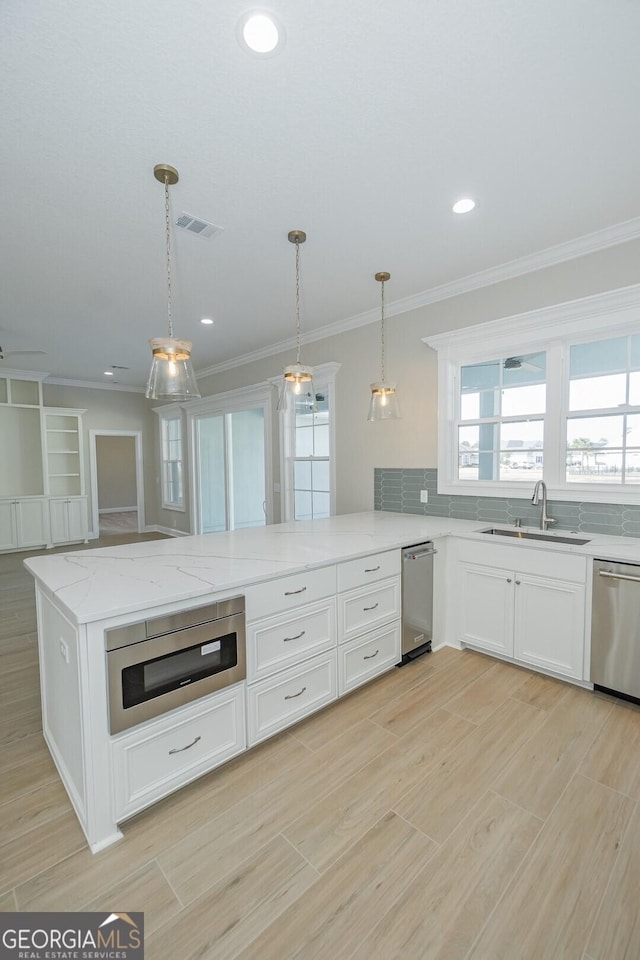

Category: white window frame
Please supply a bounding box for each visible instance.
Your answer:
[272,362,340,522]
[153,406,186,511]
[424,282,640,503]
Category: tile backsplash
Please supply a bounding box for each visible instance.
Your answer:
[374,468,640,539]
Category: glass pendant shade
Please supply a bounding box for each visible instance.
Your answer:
[145,163,201,402]
[145,337,200,401]
[277,362,317,413]
[368,271,401,421]
[368,381,401,421]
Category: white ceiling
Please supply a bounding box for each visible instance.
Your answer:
[2,0,640,390]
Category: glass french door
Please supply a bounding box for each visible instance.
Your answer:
[195,407,267,533]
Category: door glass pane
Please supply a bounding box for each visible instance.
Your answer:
[230,409,265,529]
[198,416,226,533]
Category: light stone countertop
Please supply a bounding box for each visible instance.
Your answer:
[23,511,640,625]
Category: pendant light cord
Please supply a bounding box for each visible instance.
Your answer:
[380,276,386,382]
[294,237,301,364]
[164,174,174,339]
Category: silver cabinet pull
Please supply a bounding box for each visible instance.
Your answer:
[169,735,201,755]
[515,580,521,585]
[364,565,380,573]
[363,649,379,660]
[598,570,640,584]
[506,578,512,583]
[363,602,379,611]
[284,686,307,700]
[283,630,306,642]
[285,586,307,596]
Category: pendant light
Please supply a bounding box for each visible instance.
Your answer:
[278,229,316,413]
[145,163,201,401]
[368,271,401,421]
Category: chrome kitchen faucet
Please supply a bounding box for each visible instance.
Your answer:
[531,480,556,531]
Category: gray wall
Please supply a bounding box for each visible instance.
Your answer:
[197,237,640,516]
[96,435,137,510]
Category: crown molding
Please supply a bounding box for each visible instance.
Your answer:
[423,282,640,357]
[195,216,640,379]
[44,376,145,394]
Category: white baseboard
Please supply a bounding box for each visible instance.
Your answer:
[144,524,189,537]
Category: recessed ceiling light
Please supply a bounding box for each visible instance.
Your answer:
[201,317,214,325]
[453,198,476,214]
[238,11,284,55]
[103,371,114,376]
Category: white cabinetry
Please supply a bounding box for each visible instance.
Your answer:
[0,497,49,550]
[111,685,246,821]
[337,550,402,695]
[455,539,586,681]
[42,408,86,498]
[50,496,88,545]
[245,567,338,746]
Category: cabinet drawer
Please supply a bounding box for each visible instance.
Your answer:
[337,550,401,593]
[247,598,336,682]
[339,576,401,643]
[338,622,401,696]
[246,651,337,746]
[245,565,336,621]
[111,684,246,821]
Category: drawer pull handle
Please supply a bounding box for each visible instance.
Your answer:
[364,565,381,573]
[284,686,307,700]
[283,630,306,642]
[168,735,201,755]
[363,602,379,611]
[285,587,307,596]
[363,649,379,660]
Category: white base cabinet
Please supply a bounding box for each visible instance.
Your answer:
[0,497,49,551]
[338,621,401,696]
[49,496,88,545]
[455,539,586,681]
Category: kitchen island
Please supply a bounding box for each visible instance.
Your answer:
[24,510,640,851]
[25,512,456,851]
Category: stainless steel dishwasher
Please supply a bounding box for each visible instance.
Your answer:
[591,558,640,703]
[399,542,437,665]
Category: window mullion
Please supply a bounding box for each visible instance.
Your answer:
[544,342,564,486]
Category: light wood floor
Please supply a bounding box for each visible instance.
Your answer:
[2,537,640,959]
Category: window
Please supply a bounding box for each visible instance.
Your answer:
[425,283,640,503]
[278,362,340,521]
[458,352,546,482]
[160,413,184,509]
[566,334,640,485]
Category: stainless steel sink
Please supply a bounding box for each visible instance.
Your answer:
[479,528,590,545]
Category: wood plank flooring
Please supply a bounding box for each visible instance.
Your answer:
[2,536,640,959]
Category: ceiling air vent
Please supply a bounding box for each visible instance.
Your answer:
[175,213,223,239]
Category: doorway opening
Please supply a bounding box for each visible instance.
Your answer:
[89,430,144,539]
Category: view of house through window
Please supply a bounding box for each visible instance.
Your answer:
[458,352,546,482]
[567,334,640,484]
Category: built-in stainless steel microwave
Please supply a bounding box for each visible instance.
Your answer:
[106,597,246,734]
